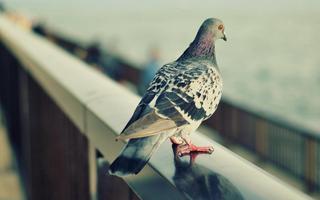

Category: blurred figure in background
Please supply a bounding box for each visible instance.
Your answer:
[0,1,5,12]
[99,39,123,81]
[85,40,102,66]
[85,39,122,81]
[32,20,49,37]
[100,53,122,81]
[138,47,161,95]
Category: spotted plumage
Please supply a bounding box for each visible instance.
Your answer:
[155,60,222,123]
[109,18,227,176]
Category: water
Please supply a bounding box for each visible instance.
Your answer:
[4,0,320,132]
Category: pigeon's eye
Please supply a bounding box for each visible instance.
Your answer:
[218,24,224,31]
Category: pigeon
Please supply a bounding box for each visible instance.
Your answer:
[109,18,226,176]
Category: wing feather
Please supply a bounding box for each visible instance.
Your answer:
[116,110,179,140]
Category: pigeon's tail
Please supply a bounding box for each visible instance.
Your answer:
[109,133,168,177]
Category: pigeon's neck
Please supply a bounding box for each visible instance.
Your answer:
[178,32,216,63]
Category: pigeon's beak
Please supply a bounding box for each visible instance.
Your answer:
[222,32,227,41]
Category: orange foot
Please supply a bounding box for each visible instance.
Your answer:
[176,142,214,157]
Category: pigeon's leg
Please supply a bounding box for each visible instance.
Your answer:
[190,152,200,164]
[170,136,185,145]
[176,137,214,156]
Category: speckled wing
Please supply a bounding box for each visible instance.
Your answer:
[155,60,223,124]
[118,60,222,140]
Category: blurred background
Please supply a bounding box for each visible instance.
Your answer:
[0,0,319,199]
[3,0,319,130]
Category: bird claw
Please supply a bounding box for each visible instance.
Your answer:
[176,143,214,157]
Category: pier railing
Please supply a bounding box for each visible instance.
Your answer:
[0,15,313,200]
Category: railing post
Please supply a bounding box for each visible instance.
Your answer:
[230,107,239,140]
[305,137,317,192]
[255,119,268,158]
[18,70,91,200]
[0,42,23,159]
[96,156,140,200]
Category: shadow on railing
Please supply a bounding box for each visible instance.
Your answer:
[0,15,314,200]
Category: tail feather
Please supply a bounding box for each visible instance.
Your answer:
[109,133,168,176]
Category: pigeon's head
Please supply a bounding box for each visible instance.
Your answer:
[178,17,226,61]
[199,18,227,42]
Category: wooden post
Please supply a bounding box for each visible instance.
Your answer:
[255,119,268,158]
[230,107,238,140]
[96,157,140,200]
[305,138,317,192]
[19,71,90,200]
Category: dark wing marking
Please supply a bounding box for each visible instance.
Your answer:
[155,62,218,122]
[156,91,206,122]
